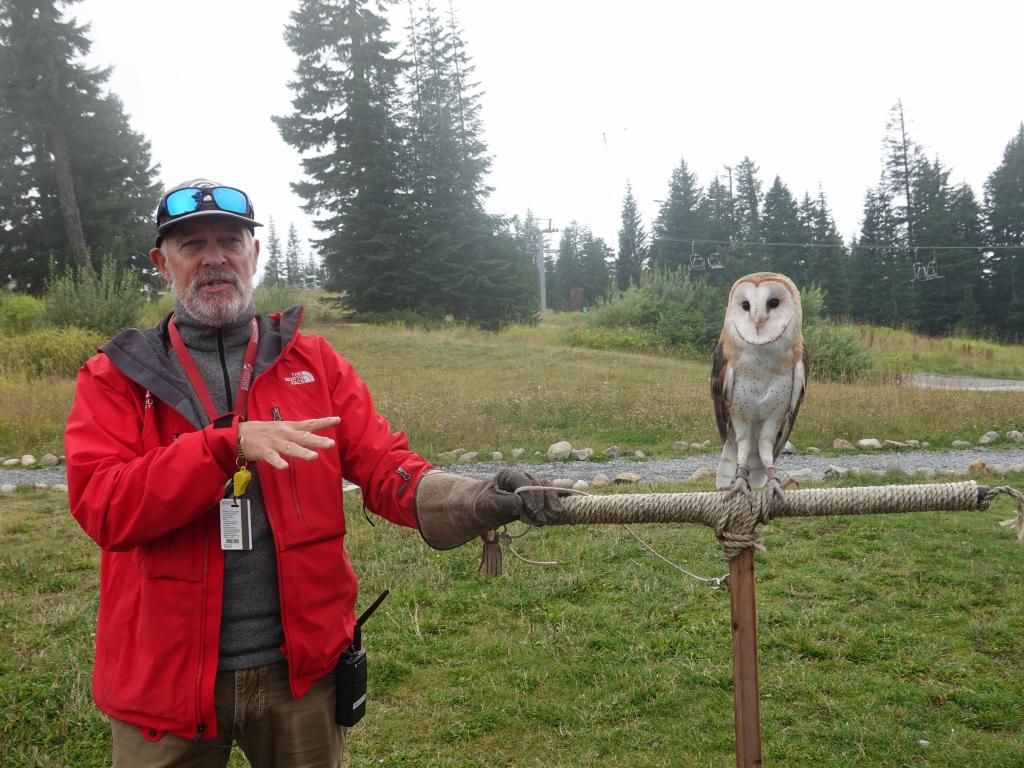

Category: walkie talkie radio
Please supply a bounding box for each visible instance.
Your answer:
[335,589,389,727]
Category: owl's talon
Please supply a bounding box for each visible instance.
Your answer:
[766,469,788,513]
[723,467,752,502]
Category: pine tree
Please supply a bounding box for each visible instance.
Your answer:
[578,229,612,306]
[801,188,849,317]
[983,123,1024,336]
[733,157,763,272]
[261,216,283,286]
[0,0,160,291]
[401,0,534,325]
[761,176,805,284]
[285,224,302,287]
[651,158,703,271]
[274,0,409,307]
[852,186,900,325]
[616,182,647,290]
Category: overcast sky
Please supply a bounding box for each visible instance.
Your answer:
[78,0,1024,261]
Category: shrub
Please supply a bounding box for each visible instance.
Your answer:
[804,322,874,381]
[0,327,105,377]
[138,292,174,328]
[254,283,305,314]
[45,257,144,336]
[584,270,727,357]
[0,292,46,334]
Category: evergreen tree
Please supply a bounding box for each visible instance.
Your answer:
[577,229,613,305]
[402,0,534,325]
[733,157,763,272]
[0,0,160,291]
[761,176,805,283]
[261,216,283,286]
[274,0,409,307]
[983,123,1024,336]
[651,157,703,271]
[550,222,583,310]
[801,188,849,317]
[285,223,302,287]
[616,182,647,290]
[852,186,900,325]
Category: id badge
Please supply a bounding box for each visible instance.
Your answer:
[220,498,253,551]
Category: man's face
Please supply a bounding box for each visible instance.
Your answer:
[150,218,260,326]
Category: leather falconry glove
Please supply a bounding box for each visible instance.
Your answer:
[415,468,564,550]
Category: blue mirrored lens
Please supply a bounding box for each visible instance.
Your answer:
[165,188,204,217]
[210,187,249,215]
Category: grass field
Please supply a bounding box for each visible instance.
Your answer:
[2,472,1023,767]
[3,312,1023,460]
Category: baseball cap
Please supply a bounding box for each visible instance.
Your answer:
[155,178,264,245]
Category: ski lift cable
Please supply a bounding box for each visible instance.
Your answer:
[652,235,1024,254]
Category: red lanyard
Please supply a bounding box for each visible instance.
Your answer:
[167,315,260,421]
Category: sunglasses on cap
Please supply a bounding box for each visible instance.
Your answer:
[160,186,252,220]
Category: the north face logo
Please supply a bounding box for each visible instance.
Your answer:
[284,371,315,385]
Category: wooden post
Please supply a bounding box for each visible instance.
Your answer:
[729,547,762,768]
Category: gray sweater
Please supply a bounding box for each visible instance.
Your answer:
[170,299,284,671]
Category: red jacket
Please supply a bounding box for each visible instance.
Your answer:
[65,307,431,741]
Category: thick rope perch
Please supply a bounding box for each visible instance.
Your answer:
[515,481,1023,561]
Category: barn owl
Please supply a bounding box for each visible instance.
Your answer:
[712,272,807,506]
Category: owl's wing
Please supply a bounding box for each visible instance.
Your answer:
[711,341,733,442]
[773,345,808,458]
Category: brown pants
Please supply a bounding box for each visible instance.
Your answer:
[111,662,346,768]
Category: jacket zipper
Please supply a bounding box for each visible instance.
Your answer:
[272,407,304,523]
[216,329,233,412]
[194,533,209,742]
[396,466,411,497]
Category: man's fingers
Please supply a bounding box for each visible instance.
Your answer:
[280,440,318,461]
[265,450,289,470]
[293,416,341,433]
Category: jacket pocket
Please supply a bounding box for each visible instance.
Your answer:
[135,518,202,581]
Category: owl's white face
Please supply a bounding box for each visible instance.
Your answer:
[726,275,801,346]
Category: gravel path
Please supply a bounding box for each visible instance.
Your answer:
[903,373,1024,392]
[6,446,1024,490]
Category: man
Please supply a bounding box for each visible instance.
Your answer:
[65,179,561,767]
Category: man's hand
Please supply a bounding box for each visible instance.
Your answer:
[237,416,340,470]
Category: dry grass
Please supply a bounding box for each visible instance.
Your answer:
[855,324,1024,380]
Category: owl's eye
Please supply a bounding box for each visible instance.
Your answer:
[741,300,750,311]
[767,298,780,309]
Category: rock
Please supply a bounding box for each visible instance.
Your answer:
[571,448,594,461]
[603,445,621,460]
[533,451,544,458]
[883,440,908,450]
[552,478,575,489]
[687,466,717,483]
[2,458,19,467]
[457,451,479,463]
[40,453,59,467]
[633,450,646,459]
[805,447,821,454]
[52,483,68,493]
[885,464,911,479]
[1008,463,1024,474]
[0,484,14,493]
[920,442,930,449]
[690,442,705,451]
[1007,430,1024,444]
[572,480,590,491]
[491,452,504,461]
[20,454,36,467]
[857,439,882,450]
[832,438,855,450]
[951,440,972,450]
[510,448,526,460]
[699,440,711,449]
[547,441,573,461]
[938,468,965,478]
[854,467,881,478]
[672,440,689,451]
[591,473,611,488]
[613,472,642,485]
[915,467,936,478]
[979,431,1000,445]
[968,459,987,475]
[437,449,463,462]
[989,464,1007,475]
[34,482,48,489]
[649,474,671,484]
[782,441,796,454]
[786,468,815,482]
[905,440,920,448]
[824,465,849,479]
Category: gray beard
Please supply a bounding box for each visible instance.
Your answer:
[174,268,253,327]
